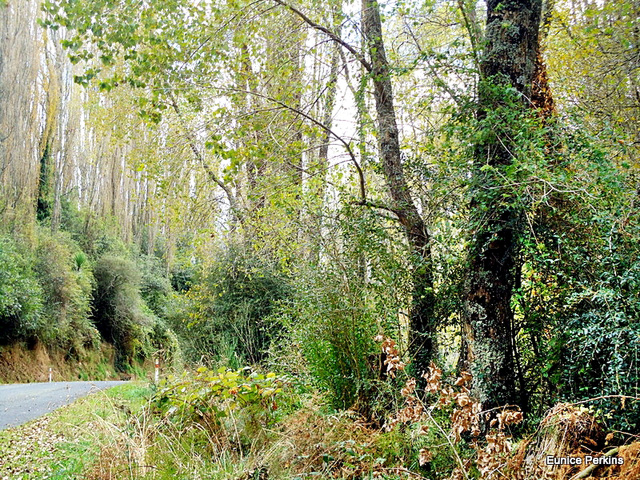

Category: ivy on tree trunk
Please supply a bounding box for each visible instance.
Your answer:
[466,0,544,410]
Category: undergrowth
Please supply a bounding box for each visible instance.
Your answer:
[1,355,638,480]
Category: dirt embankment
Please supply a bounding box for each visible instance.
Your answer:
[0,341,119,383]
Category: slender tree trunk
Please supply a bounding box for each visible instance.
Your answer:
[238,43,266,213]
[274,0,436,371]
[465,0,544,410]
[362,0,435,373]
[317,41,340,195]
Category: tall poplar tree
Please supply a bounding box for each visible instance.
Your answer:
[360,0,435,373]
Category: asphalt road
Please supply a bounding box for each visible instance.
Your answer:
[0,381,126,430]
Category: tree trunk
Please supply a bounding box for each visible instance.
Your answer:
[317,41,340,196]
[466,0,544,409]
[362,0,435,374]
[274,0,437,371]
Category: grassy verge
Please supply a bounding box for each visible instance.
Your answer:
[0,375,413,480]
[0,382,152,480]
[2,370,638,479]
[2,366,471,480]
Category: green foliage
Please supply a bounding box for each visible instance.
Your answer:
[170,263,194,293]
[0,236,44,343]
[149,316,182,369]
[92,255,154,368]
[59,196,84,234]
[153,366,282,445]
[91,253,182,370]
[454,81,555,218]
[509,124,640,429]
[274,207,411,415]
[42,0,229,122]
[73,251,87,270]
[34,229,99,356]
[558,300,640,430]
[0,229,102,353]
[547,0,640,160]
[36,142,54,223]
[138,253,172,317]
[59,200,129,260]
[278,270,380,412]
[184,243,291,365]
[545,226,640,431]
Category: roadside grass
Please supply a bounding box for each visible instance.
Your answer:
[0,377,417,479]
[0,382,152,480]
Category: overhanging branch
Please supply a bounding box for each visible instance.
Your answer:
[271,0,372,73]
[225,87,367,203]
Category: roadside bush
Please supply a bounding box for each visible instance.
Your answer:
[0,236,44,343]
[92,255,154,368]
[34,229,99,356]
[278,268,380,412]
[153,366,283,451]
[274,207,411,416]
[185,243,290,365]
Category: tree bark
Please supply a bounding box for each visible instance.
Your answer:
[274,0,437,371]
[362,0,435,373]
[466,0,544,409]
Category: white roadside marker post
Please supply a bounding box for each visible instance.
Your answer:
[154,358,159,384]
[48,367,52,382]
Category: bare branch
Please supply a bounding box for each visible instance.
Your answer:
[351,198,401,219]
[225,87,367,202]
[270,0,372,73]
[571,447,620,480]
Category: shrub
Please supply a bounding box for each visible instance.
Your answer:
[0,236,44,343]
[59,201,128,260]
[153,366,283,450]
[185,243,290,365]
[273,207,411,416]
[34,229,99,356]
[278,269,381,412]
[513,147,640,430]
[92,255,154,368]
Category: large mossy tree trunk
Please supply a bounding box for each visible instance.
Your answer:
[362,0,436,374]
[466,0,544,410]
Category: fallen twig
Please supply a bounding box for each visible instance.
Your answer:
[570,447,619,480]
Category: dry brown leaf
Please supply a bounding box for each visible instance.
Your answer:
[418,448,433,465]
